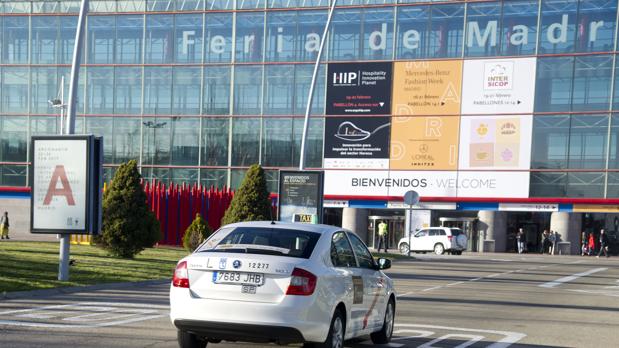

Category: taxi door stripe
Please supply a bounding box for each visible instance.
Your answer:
[362,288,381,329]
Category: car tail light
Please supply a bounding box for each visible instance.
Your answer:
[448,236,453,242]
[286,268,317,296]
[173,261,189,288]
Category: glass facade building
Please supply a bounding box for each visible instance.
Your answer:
[0,0,618,201]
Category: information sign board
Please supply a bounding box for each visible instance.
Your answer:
[278,171,324,224]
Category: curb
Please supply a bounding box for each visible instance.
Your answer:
[1,279,170,301]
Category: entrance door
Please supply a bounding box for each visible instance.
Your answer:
[368,216,405,250]
[439,218,478,251]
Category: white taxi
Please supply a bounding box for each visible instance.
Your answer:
[170,221,396,348]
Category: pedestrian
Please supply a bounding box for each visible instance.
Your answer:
[548,230,556,255]
[597,229,610,258]
[377,220,388,253]
[517,228,526,254]
[0,211,9,240]
[541,230,549,254]
[581,231,587,256]
[588,232,596,256]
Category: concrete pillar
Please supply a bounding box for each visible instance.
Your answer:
[477,211,507,252]
[342,208,369,244]
[550,212,582,255]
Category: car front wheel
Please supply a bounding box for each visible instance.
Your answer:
[178,330,207,348]
[371,298,395,344]
[399,243,409,255]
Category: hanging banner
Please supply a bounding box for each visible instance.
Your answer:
[324,170,529,198]
[392,60,463,116]
[461,57,537,114]
[459,115,533,170]
[278,171,324,224]
[390,116,460,170]
[324,116,391,169]
[326,62,392,115]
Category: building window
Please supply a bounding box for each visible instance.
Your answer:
[2,16,29,64]
[144,67,173,115]
[202,117,229,166]
[203,66,231,115]
[114,67,142,115]
[175,13,203,63]
[145,14,174,64]
[264,65,295,115]
[235,12,265,63]
[0,116,27,163]
[87,15,115,64]
[231,118,260,166]
[173,67,201,115]
[233,65,263,115]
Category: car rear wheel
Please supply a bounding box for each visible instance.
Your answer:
[370,298,395,344]
[304,309,345,348]
[399,243,409,255]
[434,243,445,255]
[178,330,207,348]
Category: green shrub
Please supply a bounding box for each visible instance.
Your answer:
[183,213,212,252]
[94,160,160,258]
[221,164,271,225]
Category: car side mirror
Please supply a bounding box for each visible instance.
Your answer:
[377,258,391,270]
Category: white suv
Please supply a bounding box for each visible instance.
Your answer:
[398,227,468,255]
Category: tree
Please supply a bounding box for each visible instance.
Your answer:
[183,214,212,252]
[94,160,160,258]
[222,164,271,225]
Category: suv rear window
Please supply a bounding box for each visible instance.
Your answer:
[450,228,464,236]
[196,227,321,259]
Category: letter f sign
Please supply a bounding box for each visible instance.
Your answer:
[182,31,196,55]
[43,165,75,206]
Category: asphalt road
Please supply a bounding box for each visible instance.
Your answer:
[1,253,618,348]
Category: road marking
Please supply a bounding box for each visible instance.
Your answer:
[419,334,484,348]
[0,302,167,329]
[566,289,619,297]
[539,268,608,288]
[392,324,526,348]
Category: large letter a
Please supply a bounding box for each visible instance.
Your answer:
[43,165,75,206]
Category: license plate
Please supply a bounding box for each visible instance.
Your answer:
[241,285,256,294]
[212,271,264,286]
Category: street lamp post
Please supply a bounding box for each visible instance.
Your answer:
[48,76,66,135]
[298,0,337,171]
[57,0,89,282]
[143,121,167,179]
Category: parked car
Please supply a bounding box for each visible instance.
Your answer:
[170,221,397,348]
[398,227,468,255]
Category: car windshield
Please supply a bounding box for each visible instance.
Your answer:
[196,227,321,259]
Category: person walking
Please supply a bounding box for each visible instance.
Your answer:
[588,232,596,256]
[517,228,526,254]
[597,229,610,258]
[377,220,388,253]
[581,231,588,256]
[0,212,9,240]
[548,230,556,255]
[541,230,550,254]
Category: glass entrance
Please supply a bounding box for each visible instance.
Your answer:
[368,216,405,251]
[439,217,478,251]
